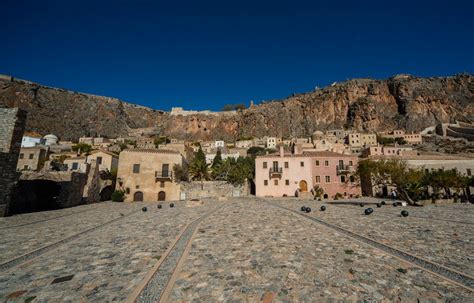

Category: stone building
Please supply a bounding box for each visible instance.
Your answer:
[116,149,183,202]
[255,146,360,199]
[16,146,49,171]
[86,150,118,172]
[380,130,423,145]
[0,108,27,216]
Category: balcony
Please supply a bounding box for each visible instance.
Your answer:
[155,170,173,181]
[336,165,355,175]
[269,167,283,179]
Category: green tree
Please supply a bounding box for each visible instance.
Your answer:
[173,163,189,182]
[211,149,223,179]
[247,146,266,157]
[357,159,424,205]
[188,159,210,190]
[72,143,93,155]
[154,136,170,147]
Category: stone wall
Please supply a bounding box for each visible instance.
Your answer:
[179,181,248,200]
[0,108,27,216]
[10,171,88,214]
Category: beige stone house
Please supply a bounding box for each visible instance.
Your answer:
[86,150,119,172]
[17,146,49,171]
[116,149,183,202]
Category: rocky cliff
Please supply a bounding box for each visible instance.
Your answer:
[0,74,472,141]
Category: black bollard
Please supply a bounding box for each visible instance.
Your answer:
[305,207,311,213]
[401,210,409,217]
[376,203,382,208]
[393,203,397,207]
[170,203,175,208]
[157,204,162,209]
[320,206,326,211]
[364,208,373,215]
[381,201,386,205]
[360,203,364,207]
[301,206,307,212]
[142,207,147,212]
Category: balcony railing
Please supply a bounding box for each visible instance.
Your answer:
[336,165,355,175]
[155,170,173,181]
[269,167,283,178]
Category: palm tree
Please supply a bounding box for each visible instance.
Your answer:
[188,159,210,190]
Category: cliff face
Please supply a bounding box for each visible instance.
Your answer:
[0,74,472,141]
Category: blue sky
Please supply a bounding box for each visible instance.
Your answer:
[2,0,473,111]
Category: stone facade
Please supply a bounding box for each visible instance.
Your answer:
[116,149,183,202]
[16,146,49,171]
[0,108,27,216]
[86,150,118,172]
[179,181,248,200]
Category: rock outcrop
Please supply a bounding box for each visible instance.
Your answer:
[0,74,472,141]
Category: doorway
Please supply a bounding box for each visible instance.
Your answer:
[133,191,144,202]
[299,180,308,192]
[158,191,166,201]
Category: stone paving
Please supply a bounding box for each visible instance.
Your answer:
[269,198,474,276]
[169,199,472,302]
[0,200,218,302]
[0,197,472,302]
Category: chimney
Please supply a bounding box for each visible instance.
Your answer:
[279,145,284,157]
[294,143,302,155]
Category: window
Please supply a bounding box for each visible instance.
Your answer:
[467,169,472,176]
[160,181,165,188]
[96,156,102,165]
[349,160,353,166]
[133,164,140,173]
[340,175,346,183]
[325,176,330,183]
[273,161,279,169]
[264,180,268,186]
[19,153,24,159]
[162,164,169,177]
[274,180,278,185]
[300,161,304,167]
[350,175,355,182]
[325,160,329,166]
[284,162,289,168]
[29,153,34,159]
[315,160,319,166]
[263,162,267,169]
[23,165,28,170]
[285,179,289,185]
[315,176,320,183]
[72,162,78,170]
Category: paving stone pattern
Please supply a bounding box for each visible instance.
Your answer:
[0,198,472,302]
[270,198,474,276]
[169,199,472,302]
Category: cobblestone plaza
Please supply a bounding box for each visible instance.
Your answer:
[0,198,472,302]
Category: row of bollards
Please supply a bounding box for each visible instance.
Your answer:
[301,205,326,213]
[300,202,409,217]
[142,203,175,212]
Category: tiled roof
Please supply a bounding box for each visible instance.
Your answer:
[123,148,180,155]
[368,154,473,161]
[256,150,355,159]
[23,131,43,138]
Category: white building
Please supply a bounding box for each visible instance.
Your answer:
[205,152,240,164]
[214,140,225,148]
[266,137,277,149]
[43,134,59,146]
[21,132,45,147]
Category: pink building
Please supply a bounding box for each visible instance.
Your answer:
[255,147,361,198]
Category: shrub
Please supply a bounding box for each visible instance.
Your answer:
[111,190,125,202]
[335,192,343,199]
